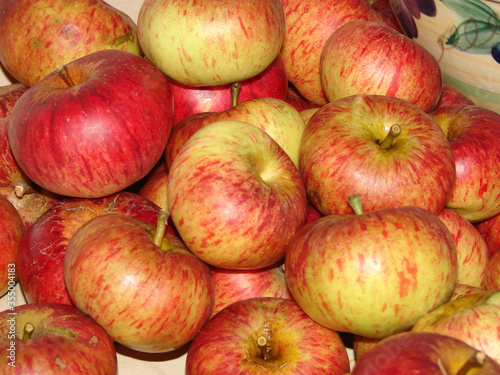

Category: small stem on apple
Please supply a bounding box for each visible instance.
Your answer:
[22,323,34,341]
[230,82,242,107]
[379,124,402,150]
[347,194,364,215]
[55,65,76,87]
[13,182,37,198]
[153,210,170,247]
[257,336,272,361]
[456,351,487,375]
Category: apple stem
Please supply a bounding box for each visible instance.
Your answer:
[153,210,170,247]
[13,182,37,198]
[55,65,76,87]
[257,336,272,361]
[22,323,34,341]
[347,194,364,215]
[455,351,487,375]
[230,82,242,107]
[379,124,402,149]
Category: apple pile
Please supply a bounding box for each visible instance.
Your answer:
[0,0,500,373]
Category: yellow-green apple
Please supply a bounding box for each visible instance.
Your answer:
[165,97,307,170]
[185,297,351,375]
[476,213,500,258]
[431,105,500,222]
[8,49,174,198]
[279,0,384,106]
[137,0,285,86]
[299,108,320,126]
[435,83,476,110]
[0,83,27,119]
[167,120,307,270]
[138,161,169,212]
[17,192,165,306]
[169,54,288,125]
[438,208,489,288]
[299,94,456,216]
[285,196,458,338]
[0,196,24,297]
[0,0,142,87]
[483,251,500,290]
[320,21,442,113]
[210,261,292,318]
[351,331,500,374]
[64,212,214,353]
[412,290,500,363]
[0,302,117,374]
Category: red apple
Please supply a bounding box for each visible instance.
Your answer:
[431,104,500,222]
[8,49,174,198]
[186,297,351,374]
[0,302,117,374]
[320,21,442,113]
[283,84,320,112]
[64,212,214,353]
[435,83,476,110]
[0,83,27,119]
[167,120,307,270]
[169,54,288,125]
[370,0,403,33]
[476,213,500,258]
[17,191,164,306]
[351,331,500,374]
[299,94,456,216]
[138,161,169,212]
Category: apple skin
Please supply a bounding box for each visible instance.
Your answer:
[165,97,306,170]
[299,94,456,216]
[451,283,485,301]
[476,213,500,258]
[279,0,384,106]
[0,0,142,87]
[210,262,293,318]
[17,191,165,306]
[0,302,117,374]
[186,297,351,375]
[8,49,174,198]
[351,331,500,374]
[352,334,382,361]
[64,213,214,353]
[0,195,24,297]
[370,0,403,33]
[167,120,308,270]
[483,250,500,290]
[285,205,458,339]
[438,208,489,288]
[412,290,500,364]
[0,83,28,119]
[137,0,285,86]
[138,161,169,212]
[320,21,442,113]
[431,105,500,222]
[169,54,288,125]
[283,84,320,113]
[435,83,475,110]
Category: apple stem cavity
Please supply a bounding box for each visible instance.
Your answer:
[347,194,364,215]
[379,124,402,149]
[153,210,170,247]
[455,351,487,375]
[230,82,242,107]
[55,65,76,87]
[22,323,34,341]
[13,182,37,198]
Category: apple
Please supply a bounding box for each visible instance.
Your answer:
[285,195,458,339]
[320,21,442,113]
[451,283,485,301]
[279,0,384,105]
[351,331,500,374]
[476,213,500,258]
[169,54,288,125]
[0,302,117,374]
[0,83,27,119]
[8,49,174,198]
[137,0,285,86]
[210,261,292,318]
[0,195,24,297]
[167,120,307,270]
[435,83,476,110]
[370,0,403,33]
[412,289,500,363]
[186,297,351,375]
[352,334,383,361]
[138,161,169,212]
[299,108,320,125]
[17,191,165,306]
[431,104,500,222]
[0,0,142,87]
[483,250,500,290]
[438,208,489,288]
[64,211,214,353]
[284,84,320,112]
[299,94,456,216]
[165,97,306,170]
[306,202,324,224]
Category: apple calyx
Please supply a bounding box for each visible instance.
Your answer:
[347,194,364,215]
[22,323,34,341]
[378,124,401,149]
[153,210,170,247]
[55,65,76,87]
[231,82,242,107]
